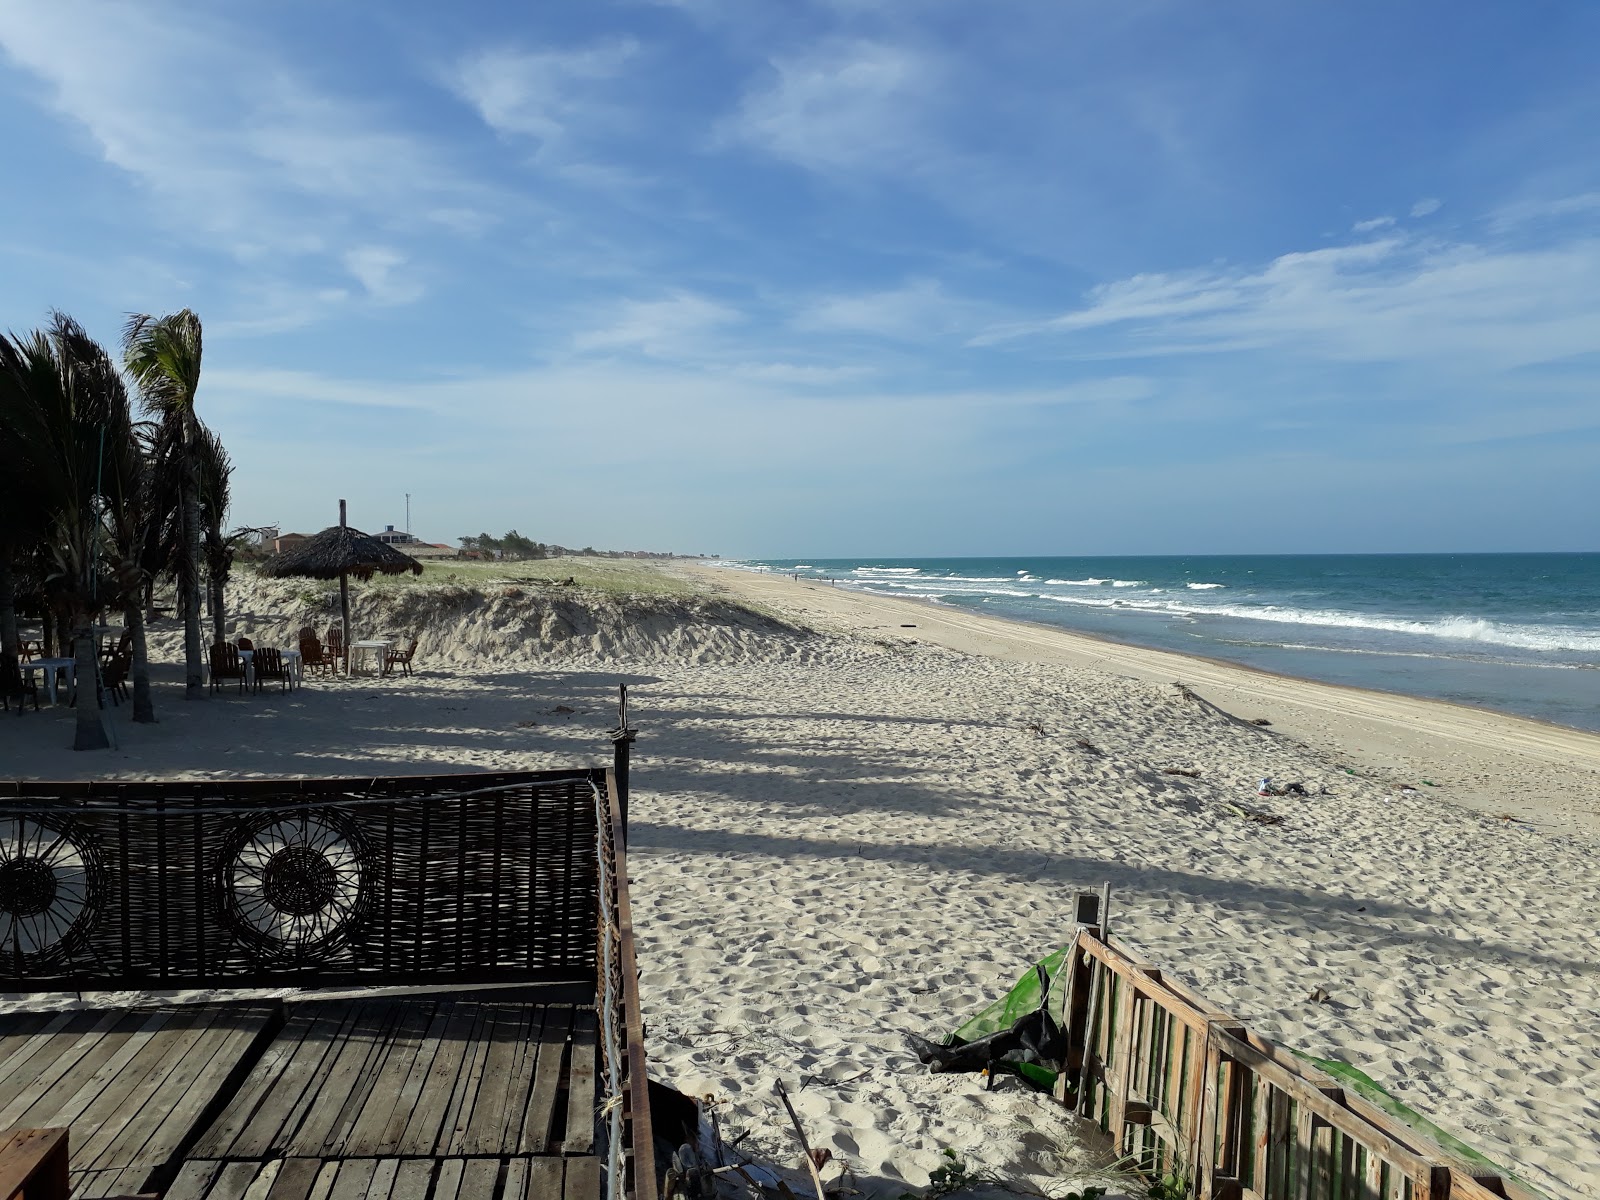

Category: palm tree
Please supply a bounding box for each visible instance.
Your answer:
[123,310,206,700]
[100,417,165,723]
[196,426,234,646]
[0,314,138,750]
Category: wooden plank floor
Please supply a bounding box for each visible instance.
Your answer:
[191,997,599,1163]
[167,1155,600,1200]
[0,1003,278,1198]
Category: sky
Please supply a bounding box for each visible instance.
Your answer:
[2,0,1598,557]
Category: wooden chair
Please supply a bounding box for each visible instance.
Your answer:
[100,648,131,706]
[298,632,333,675]
[1,653,40,715]
[252,646,291,694]
[208,642,246,694]
[325,627,346,673]
[383,637,419,677]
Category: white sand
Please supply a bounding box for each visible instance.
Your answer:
[3,563,1598,1198]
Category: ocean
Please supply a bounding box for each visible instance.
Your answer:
[725,553,1600,733]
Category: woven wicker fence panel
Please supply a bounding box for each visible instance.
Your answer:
[0,771,602,989]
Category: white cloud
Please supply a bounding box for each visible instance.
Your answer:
[723,40,938,174]
[343,246,425,306]
[1352,215,1396,233]
[572,292,743,357]
[449,40,638,149]
[1410,197,1442,218]
[0,2,485,271]
[983,229,1600,371]
[795,278,1001,340]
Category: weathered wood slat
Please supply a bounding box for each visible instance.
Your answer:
[262,1157,324,1200]
[0,1010,127,1128]
[431,1160,466,1200]
[520,1007,574,1154]
[128,1004,280,1170]
[438,1004,499,1156]
[564,1008,599,1156]
[562,1156,599,1200]
[64,1009,197,1169]
[459,1158,501,1200]
[525,1158,565,1200]
[230,1006,370,1159]
[290,1002,404,1156]
[193,1008,327,1159]
[343,1002,440,1157]
[376,1003,456,1157]
[389,1159,435,1200]
[463,1005,533,1156]
[399,1000,479,1156]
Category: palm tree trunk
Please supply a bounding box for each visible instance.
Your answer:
[71,610,110,750]
[127,600,156,723]
[42,606,57,657]
[210,566,226,646]
[0,553,17,653]
[182,480,205,699]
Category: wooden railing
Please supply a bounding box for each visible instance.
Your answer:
[1056,894,1542,1200]
[0,770,603,988]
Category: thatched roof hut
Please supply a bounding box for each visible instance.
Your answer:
[260,525,424,582]
[260,501,422,665]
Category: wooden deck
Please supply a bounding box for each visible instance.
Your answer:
[193,995,598,1161]
[0,992,600,1200]
[0,766,653,1200]
[166,1154,600,1200]
[0,1004,277,1198]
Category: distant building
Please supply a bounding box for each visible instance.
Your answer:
[271,533,309,554]
[375,525,420,545]
[408,543,457,560]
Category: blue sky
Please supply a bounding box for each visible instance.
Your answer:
[2,0,1598,556]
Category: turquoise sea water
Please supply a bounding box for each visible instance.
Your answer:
[727,554,1600,733]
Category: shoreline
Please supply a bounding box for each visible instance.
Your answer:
[680,561,1600,837]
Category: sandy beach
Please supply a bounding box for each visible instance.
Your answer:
[3,561,1598,1198]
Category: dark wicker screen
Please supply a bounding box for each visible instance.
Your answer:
[0,770,604,989]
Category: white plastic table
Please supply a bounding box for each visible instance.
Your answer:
[23,657,75,704]
[238,648,303,687]
[349,640,393,675]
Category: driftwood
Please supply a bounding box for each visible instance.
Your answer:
[1224,801,1283,825]
[773,1081,828,1200]
[1160,767,1202,778]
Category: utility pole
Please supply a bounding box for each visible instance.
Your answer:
[405,493,411,537]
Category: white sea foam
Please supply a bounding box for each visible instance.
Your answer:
[1187,582,1225,590]
[854,567,921,575]
[1020,592,1600,655]
[1111,580,1145,588]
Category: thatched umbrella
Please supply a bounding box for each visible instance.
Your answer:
[261,500,421,661]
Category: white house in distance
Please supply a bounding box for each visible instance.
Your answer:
[375,524,456,560]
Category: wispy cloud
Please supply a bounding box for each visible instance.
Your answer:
[448,39,639,153]
[0,1,479,305]
[572,291,744,357]
[1352,215,1396,233]
[980,224,1600,372]
[723,40,939,174]
[1410,197,1442,218]
[794,277,1001,340]
[342,247,425,306]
